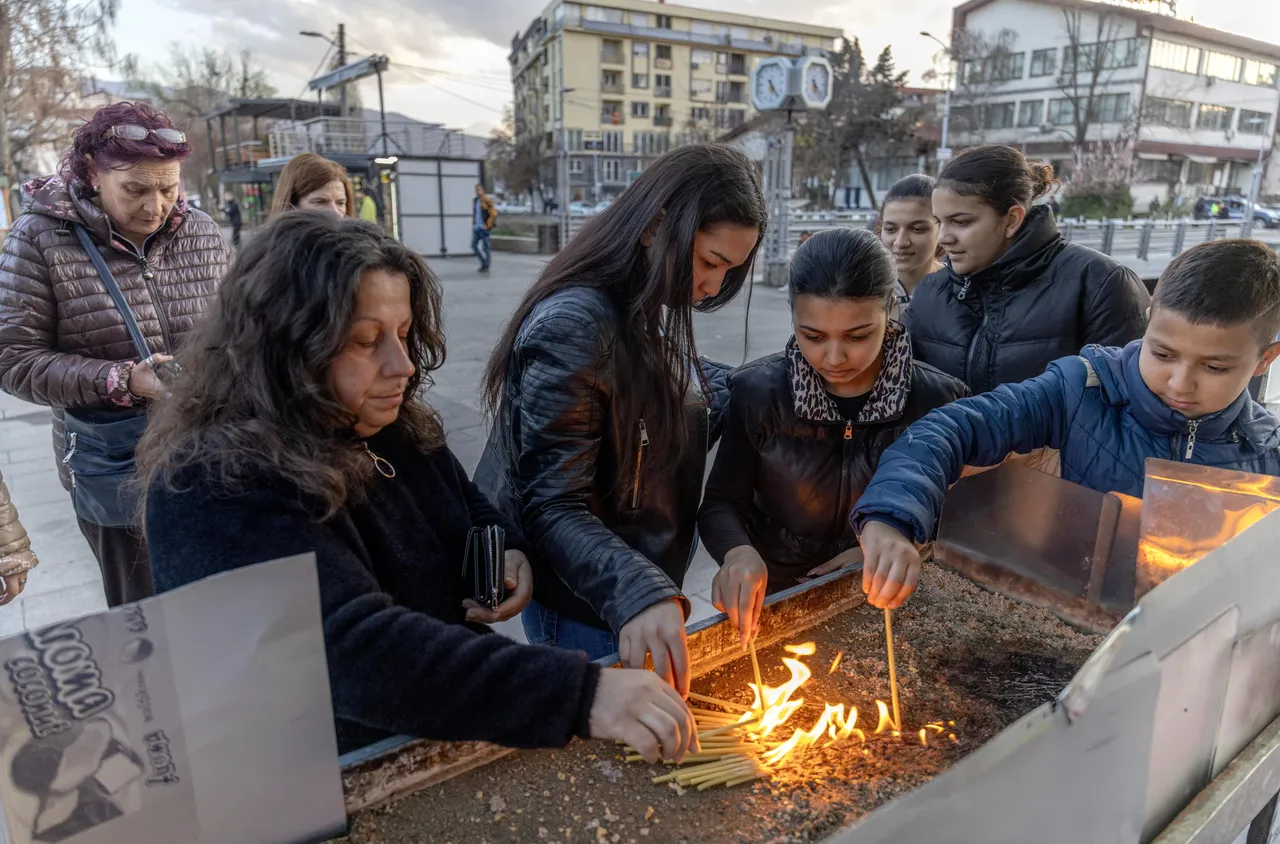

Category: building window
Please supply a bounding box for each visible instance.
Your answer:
[634,131,670,155]
[602,130,623,153]
[1142,96,1193,128]
[601,70,622,92]
[985,101,1016,130]
[585,5,624,24]
[601,101,624,125]
[1137,158,1181,184]
[654,74,672,97]
[691,48,714,67]
[567,129,583,151]
[1196,103,1234,131]
[1017,100,1044,128]
[656,14,672,29]
[692,78,712,99]
[1029,49,1057,78]
[1243,59,1278,87]
[603,159,622,182]
[729,53,747,75]
[633,42,649,57]
[1240,109,1272,134]
[1097,92,1130,123]
[655,44,672,69]
[1065,38,1139,74]
[633,73,649,88]
[1048,98,1077,125]
[631,101,650,118]
[654,104,673,126]
[691,20,715,36]
[1150,39,1201,74]
[601,39,624,64]
[1204,51,1243,82]
[998,52,1025,80]
[569,158,584,174]
[690,106,712,123]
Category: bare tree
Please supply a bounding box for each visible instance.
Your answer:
[947,28,1020,145]
[489,105,547,205]
[131,44,276,208]
[0,0,121,186]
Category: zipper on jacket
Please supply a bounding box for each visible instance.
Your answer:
[844,421,853,440]
[631,418,649,509]
[1184,420,1199,460]
[956,277,972,300]
[833,423,854,536]
[964,286,989,388]
[136,256,175,354]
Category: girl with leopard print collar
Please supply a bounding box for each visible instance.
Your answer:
[698,229,968,646]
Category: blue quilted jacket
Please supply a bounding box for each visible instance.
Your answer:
[851,341,1280,542]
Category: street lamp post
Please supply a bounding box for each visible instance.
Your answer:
[301,26,349,118]
[921,31,954,162]
[1244,116,1270,238]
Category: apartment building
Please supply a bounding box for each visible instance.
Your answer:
[949,0,1280,210]
[508,0,840,202]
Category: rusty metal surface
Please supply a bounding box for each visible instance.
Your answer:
[1211,621,1280,780]
[1141,609,1240,843]
[934,462,1136,633]
[1153,715,1280,844]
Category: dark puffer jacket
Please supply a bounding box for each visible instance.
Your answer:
[0,176,228,487]
[905,206,1149,395]
[699,324,968,590]
[474,287,730,634]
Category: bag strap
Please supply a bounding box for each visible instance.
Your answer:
[71,224,154,361]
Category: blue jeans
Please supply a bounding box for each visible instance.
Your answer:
[521,599,617,661]
[472,226,491,269]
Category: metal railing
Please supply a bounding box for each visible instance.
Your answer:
[267,117,483,160]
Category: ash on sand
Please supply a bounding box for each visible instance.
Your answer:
[334,564,1103,844]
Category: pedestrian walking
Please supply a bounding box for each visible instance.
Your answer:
[0,469,39,608]
[140,212,698,764]
[223,191,242,249]
[475,144,765,696]
[0,101,229,607]
[473,184,497,273]
[270,152,355,218]
[906,144,1149,395]
[699,229,967,641]
[878,174,944,316]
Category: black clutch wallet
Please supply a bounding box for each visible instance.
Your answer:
[462,525,507,610]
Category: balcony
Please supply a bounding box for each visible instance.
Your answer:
[655,57,673,70]
[716,93,746,105]
[267,117,486,160]
[601,48,625,65]
[655,85,672,98]
[601,110,625,126]
[601,82,625,95]
[654,115,674,127]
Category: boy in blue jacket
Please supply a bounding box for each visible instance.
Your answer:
[851,239,1280,610]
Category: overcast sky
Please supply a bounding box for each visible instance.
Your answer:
[104,0,1279,137]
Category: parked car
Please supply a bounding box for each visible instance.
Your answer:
[593,200,614,215]
[569,201,592,216]
[494,201,530,215]
[1190,195,1279,227]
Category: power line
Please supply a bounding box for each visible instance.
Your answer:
[397,65,507,114]
[296,43,335,101]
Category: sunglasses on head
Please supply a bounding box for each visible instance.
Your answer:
[107,125,187,144]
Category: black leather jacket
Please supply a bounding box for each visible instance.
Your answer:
[474,287,730,633]
[699,324,968,590]
[905,206,1150,395]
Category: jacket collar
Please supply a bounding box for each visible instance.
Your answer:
[1087,341,1280,448]
[786,321,914,425]
[946,205,1065,294]
[21,175,188,257]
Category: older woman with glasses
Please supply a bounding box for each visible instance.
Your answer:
[0,100,228,607]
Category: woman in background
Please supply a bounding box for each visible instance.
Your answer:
[271,152,355,217]
[878,174,944,313]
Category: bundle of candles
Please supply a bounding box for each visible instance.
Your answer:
[620,624,957,790]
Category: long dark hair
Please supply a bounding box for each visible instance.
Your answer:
[789,228,897,310]
[482,144,766,484]
[137,212,446,518]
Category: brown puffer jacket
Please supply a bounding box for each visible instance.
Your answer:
[0,176,229,489]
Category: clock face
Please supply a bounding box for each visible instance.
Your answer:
[753,61,789,111]
[803,62,832,107]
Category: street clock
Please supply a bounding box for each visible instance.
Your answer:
[751,57,791,112]
[750,55,834,112]
[796,55,834,110]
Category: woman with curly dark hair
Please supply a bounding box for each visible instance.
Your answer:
[138,212,699,761]
[0,100,228,606]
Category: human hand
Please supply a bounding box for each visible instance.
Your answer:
[0,570,30,607]
[126,354,174,399]
[858,521,921,609]
[588,667,699,763]
[618,599,690,698]
[712,546,767,647]
[463,550,533,623]
[803,546,865,580]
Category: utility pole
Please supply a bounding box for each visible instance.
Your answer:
[337,23,348,119]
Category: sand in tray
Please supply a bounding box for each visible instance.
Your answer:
[334,564,1104,844]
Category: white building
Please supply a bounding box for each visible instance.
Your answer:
[950,0,1280,211]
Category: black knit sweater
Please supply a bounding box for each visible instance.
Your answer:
[145,425,601,755]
